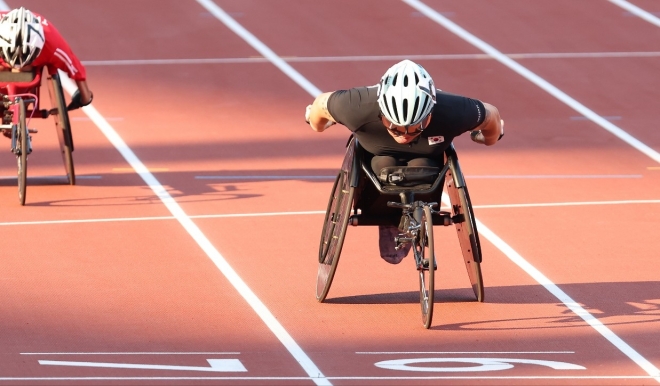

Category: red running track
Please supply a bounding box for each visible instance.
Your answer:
[0,0,659,384]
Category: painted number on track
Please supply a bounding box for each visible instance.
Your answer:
[375,357,585,372]
[39,358,247,372]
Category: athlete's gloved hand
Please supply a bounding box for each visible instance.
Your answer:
[67,90,93,111]
[305,104,335,130]
[471,120,504,145]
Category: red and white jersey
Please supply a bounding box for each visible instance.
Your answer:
[0,11,86,81]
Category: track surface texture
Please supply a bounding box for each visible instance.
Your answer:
[0,0,659,385]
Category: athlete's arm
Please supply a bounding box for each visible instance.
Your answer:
[305,92,336,132]
[67,80,93,110]
[76,80,93,105]
[470,103,503,146]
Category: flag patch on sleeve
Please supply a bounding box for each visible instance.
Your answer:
[428,136,444,145]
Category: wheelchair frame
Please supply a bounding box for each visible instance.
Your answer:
[316,136,484,328]
[0,68,76,205]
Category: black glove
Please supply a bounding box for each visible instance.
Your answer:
[67,90,93,111]
[470,120,504,145]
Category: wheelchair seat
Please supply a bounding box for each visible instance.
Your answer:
[377,166,441,188]
[345,140,450,227]
[354,142,448,196]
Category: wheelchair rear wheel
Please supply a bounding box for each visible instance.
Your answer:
[16,99,28,205]
[316,170,354,302]
[446,166,484,302]
[417,205,436,328]
[47,73,75,185]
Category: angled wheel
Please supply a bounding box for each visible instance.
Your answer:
[316,139,356,302]
[47,72,75,185]
[16,99,28,205]
[417,205,435,329]
[446,155,484,302]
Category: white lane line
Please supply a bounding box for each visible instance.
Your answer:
[79,51,660,66]
[439,193,660,381]
[195,174,642,180]
[476,216,660,381]
[609,0,660,27]
[196,175,335,180]
[21,0,327,382]
[0,173,644,181]
[475,199,660,209]
[403,0,659,373]
[57,78,330,386]
[570,115,621,121]
[0,211,326,227]
[405,0,660,165]
[467,174,641,179]
[0,375,655,381]
[22,352,239,355]
[2,197,660,227]
[357,351,574,354]
[195,0,321,97]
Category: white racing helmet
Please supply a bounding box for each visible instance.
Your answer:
[0,7,45,69]
[377,60,436,127]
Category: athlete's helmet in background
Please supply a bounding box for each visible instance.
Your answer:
[0,7,45,69]
[377,60,436,127]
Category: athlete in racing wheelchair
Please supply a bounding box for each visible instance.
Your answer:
[0,7,93,204]
[305,59,504,327]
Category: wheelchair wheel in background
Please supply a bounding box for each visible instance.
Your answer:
[446,159,484,302]
[417,205,436,329]
[16,99,28,205]
[316,170,354,302]
[47,73,75,185]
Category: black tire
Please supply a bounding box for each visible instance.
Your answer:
[418,205,435,328]
[316,139,356,302]
[47,73,75,185]
[316,170,354,302]
[17,99,28,205]
[446,161,484,302]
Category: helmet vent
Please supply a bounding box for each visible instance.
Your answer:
[420,97,430,121]
[403,75,408,87]
[381,95,394,121]
[391,96,400,123]
[414,72,419,84]
[402,99,408,121]
[411,97,419,124]
[392,73,398,86]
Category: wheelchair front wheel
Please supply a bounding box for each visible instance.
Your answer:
[316,170,354,302]
[16,99,28,205]
[417,205,435,328]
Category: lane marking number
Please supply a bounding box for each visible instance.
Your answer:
[39,358,247,372]
[375,357,585,372]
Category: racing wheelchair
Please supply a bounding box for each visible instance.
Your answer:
[0,67,76,205]
[316,136,484,329]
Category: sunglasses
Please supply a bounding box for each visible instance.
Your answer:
[385,120,427,137]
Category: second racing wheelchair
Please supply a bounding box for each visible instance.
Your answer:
[1,67,78,205]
